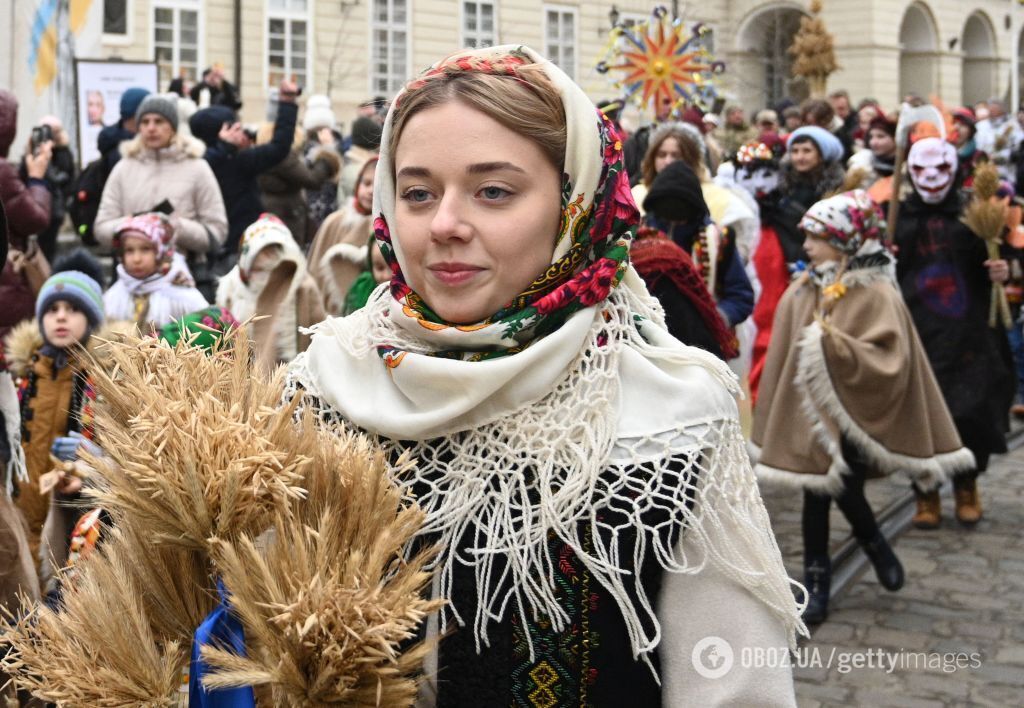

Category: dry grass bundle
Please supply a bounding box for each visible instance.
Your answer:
[961,162,1013,327]
[85,332,308,550]
[200,428,442,706]
[1,532,187,706]
[788,0,838,98]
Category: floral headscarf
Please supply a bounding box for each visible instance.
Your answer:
[799,189,886,255]
[114,212,175,274]
[372,45,638,361]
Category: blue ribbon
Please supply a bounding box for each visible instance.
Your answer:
[189,579,256,707]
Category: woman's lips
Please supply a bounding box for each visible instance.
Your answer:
[428,263,484,286]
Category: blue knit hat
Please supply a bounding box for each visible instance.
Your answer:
[788,125,844,163]
[36,271,105,329]
[120,87,151,120]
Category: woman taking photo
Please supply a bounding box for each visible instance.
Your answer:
[287,45,802,706]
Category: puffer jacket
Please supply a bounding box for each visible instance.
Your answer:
[93,133,228,257]
[258,146,341,246]
[0,90,51,337]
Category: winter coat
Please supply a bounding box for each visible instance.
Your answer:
[304,133,344,233]
[97,121,135,173]
[0,92,52,338]
[216,233,325,368]
[775,160,846,264]
[94,133,228,258]
[103,254,209,330]
[894,193,1015,465]
[4,321,110,564]
[751,251,973,496]
[190,102,298,253]
[307,204,374,313]
[258,145,341,246]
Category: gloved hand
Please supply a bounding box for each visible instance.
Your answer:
[50,432,101,462]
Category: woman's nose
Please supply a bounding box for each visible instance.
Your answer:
[429,192,470,242]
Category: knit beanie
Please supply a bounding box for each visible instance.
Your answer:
[114,212,176,269]
[350,116,382,150]
[135,94,179,131]
[798,189,885,255]
[303,94,337,131]
[643,160,709,223]
[36,271,105,329]
[787,125,843,163]
[120,87,151,120]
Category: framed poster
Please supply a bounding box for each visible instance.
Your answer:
[74,59,159,169]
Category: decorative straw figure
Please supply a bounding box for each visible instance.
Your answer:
[788,0,839,99]
[961,162,1013,327]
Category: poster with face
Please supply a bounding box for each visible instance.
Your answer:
[75,60,159,169]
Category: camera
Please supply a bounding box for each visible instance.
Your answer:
[30,124,53,154]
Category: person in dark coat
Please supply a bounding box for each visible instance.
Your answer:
[189,79,300,257]
[0,90,52,338]
[96,87,149,173]
[189,66,242,110]
[894,137,1015,528]
[18,116,74,263]
[643,160,754,331]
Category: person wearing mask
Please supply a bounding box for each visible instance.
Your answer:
[96,87,149,173]
[18,116,74,263]
[94,95,228,294]
[189,78,299,259]
[0,90,52,338]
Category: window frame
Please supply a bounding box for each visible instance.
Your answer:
[265,0,314,93]
[368,0,412,96]
[542,4,577,80]
[102,0,133,45]
[151,0,204,87]
[460,0,498,50]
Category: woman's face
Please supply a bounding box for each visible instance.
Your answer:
[857,106,878,133]
[868,128,895,158]
[654,137,683,175]
[357,161,377,212]
[139,113,175,149]
[789,141,822,173]
[393,101,562,324]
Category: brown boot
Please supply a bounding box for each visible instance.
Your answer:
[912,489,941,529]
[953,478,982,525]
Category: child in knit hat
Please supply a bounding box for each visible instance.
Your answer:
[103,212,208,330]
[3,252,108,568]
[751,190,973,626]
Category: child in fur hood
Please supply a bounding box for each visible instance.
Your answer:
[4,251,109,570]
[307,155,378,314]
[103,212,209,330]
[216,214,325,370]
[751,190,974,626]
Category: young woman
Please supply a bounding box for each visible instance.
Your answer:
[286,45,802,705]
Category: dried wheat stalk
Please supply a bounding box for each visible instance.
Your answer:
[961,163,1013,327]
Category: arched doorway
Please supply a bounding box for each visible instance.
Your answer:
[735,5,809,109]
[899,3,938,101]
[962,13,996,106]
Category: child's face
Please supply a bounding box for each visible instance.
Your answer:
[249,245,284,290]
[42,300,89,348]
[803,234,845,267]
[370,242,390,284]
[121,232,159,279]
[356,162,377,212]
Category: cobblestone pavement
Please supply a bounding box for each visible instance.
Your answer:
[760,444,1024,706]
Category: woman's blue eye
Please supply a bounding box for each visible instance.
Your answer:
[402,189,431,203]
[481,186,509,200]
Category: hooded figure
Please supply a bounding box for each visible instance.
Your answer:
[0,90,53,338]
[215,215,325,369]
[894,137,1015,528]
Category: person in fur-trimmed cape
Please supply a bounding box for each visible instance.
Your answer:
[751,190,973,625]
[216,214,324,370]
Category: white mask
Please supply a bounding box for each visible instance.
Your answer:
[908,138,957,205]
[735,165,780,201]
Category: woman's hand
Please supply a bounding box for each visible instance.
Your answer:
[985,258,1010,284]
[24,140,52,179]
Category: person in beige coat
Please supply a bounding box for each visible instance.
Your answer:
[94,95,228,261]
[751,191,973,626]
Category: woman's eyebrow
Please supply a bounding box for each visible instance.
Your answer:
[396,166,432,179]
[467,161,527,175]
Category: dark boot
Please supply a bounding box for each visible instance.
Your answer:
[859,532,904,591]
[802,556,831,625]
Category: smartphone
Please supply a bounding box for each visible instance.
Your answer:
[30,124,53,155]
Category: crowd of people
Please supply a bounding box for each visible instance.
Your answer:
[0,46,1018,704]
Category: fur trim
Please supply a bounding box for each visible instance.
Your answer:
[319,242,367,311]
[755,459,846,497]
[307,145,343,178]
[121,132,207,161]
[3,320,126,378]
[794,320,975,493]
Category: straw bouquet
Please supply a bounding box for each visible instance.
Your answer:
[961,162,1013,328]
[2,328,438,706]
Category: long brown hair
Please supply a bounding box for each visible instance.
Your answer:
[640,124,705,187]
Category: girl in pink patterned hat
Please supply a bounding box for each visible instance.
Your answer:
[102,212,208,330]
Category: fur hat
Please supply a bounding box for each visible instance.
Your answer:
[787,125,844,163]
[799,189,886,255]
[36,253,105,328]
[135,95,179,131]
[303,95,337,132]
